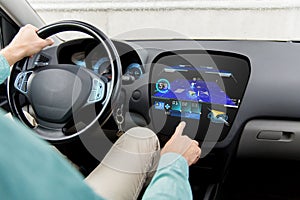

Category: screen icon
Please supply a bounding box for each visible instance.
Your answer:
[172,100,181,111]
[207,109,230,126]
[181,101,191,113]
[165,103,171,110]
[156,79,170,94]
[154,101,165,110]
[191,102,201,114]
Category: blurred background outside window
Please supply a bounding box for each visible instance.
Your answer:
[27,0,300,40]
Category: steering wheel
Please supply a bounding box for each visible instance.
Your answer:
[7,20,121,141]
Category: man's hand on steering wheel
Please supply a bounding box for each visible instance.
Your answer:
[1,24,54,66]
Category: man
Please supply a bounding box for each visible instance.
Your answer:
[0,24,201,199]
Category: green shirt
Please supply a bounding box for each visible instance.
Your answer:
[0,109,103,200]
[0,54,192,199]
[0,54,10,84]
[143,153,193,200]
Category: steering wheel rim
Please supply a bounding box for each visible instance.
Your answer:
[7,20,122,141]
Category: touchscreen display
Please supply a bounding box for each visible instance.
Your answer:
[152,65,237,123]
[150,51,250,141]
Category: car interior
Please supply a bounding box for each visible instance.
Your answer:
[1,0,300,199]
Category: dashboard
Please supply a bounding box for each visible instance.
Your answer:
[50,38,300,152]
[55,39,250,145]
[29,38,300,199]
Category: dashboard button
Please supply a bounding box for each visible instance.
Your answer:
[132,90,141,100]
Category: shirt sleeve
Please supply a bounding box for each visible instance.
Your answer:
[142,152,193,200]
[0,53,10,84]
[0,109,104,200]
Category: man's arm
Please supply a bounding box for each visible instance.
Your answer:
[0,24,53,84]
[0,24,53,66]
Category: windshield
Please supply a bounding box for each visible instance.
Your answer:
[27,0,300,41]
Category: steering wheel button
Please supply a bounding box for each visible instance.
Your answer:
[95,90,103,100]
[14,71,33,94]
[17,81,22,88]
[21,82,27,92]
[87,78,105,104]
[92,79,99,90]
[96,94,101,100]
[88,91,97,102]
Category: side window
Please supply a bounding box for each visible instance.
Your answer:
[0,9,19,48]
[0,9,19,112]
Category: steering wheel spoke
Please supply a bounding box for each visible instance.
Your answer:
[35,125,67,139]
